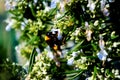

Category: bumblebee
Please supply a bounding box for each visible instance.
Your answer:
[45,29,63,53]
[45,29,65,67]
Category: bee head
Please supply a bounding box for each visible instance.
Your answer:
[45,32,52,41]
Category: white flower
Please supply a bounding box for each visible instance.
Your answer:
[102,8,110,16]
[115,69,119,76]
[5,0,17,10]
[67,57,74,66]
[112,69,115,73]
[20,18,28,30]
[113,42,120,47]
[82,5,85,11]
[85,21,89,28]
[81,57,87,64]
[42,70,47,74]
[90,3,95,12]
[50,0,60,8]
[5,19,13,31]
[85,29,92,41]
[44,76,50,80]
[36,48,41,54]
[97,50,108,61]
[21,22,26,30]
[97,74,103,80]
[5,17,16,31]
[15,30,21,40]
[115,75,120,79]
[45,6,51,12]
[71,51,78,57]
[43,2,51,12]
[62,49,68,54]
[35,53,42,61]
[101,68,104,73]
[107,58,112,62]
[100,0,107,10]
[104,78,108,80]
[34,0,38,4]
[23,61,29,72]
[55,61,60,67]
[94,20,99,26]
[87,0,96,12]
[59,1,65,12]
[15,42,26,54]
[61,49,68,57]
[57,30,62,40]
[15,46,20,54]
[23,18,28,24]
[66,40,75,48]
[12,62,15,65]
[5,24,12,31]
[47,50,54,59]
[109,0,115,3]
[6,58,9,62]
[25,74,31,80]
[73,28,81,36]
[55,12,61,19]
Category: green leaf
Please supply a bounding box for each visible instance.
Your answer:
[91,43,97,51]
[64,70,83,74]
[48,7,58,17]
[57,11,69,20]
[28,47,37,73]
[67,40,84,55]
[93,66,97,79]
[111,31,119,39]
[27,36,39,45]
[68,70,84,80]
[29,2,36,18]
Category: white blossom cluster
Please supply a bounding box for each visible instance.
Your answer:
[26,52,52,80]
[97,35,108,61]
[5,0,17,10]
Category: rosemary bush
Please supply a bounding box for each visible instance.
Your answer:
[5,0,120,80]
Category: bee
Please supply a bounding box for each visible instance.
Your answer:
[45,29,63,67]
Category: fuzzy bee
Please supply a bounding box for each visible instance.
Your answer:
[45,29,63,50]
[45,29,63,67]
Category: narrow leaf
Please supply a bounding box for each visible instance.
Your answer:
[28,47,37,72]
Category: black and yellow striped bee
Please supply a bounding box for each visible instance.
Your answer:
[45,29,63,67]
[45,29,63,55]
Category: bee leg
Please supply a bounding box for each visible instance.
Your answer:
[56,50,63,58]
[56,46,63,57]
[53,52,61,67]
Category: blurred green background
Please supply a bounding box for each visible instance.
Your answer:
[0,0,17,64]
